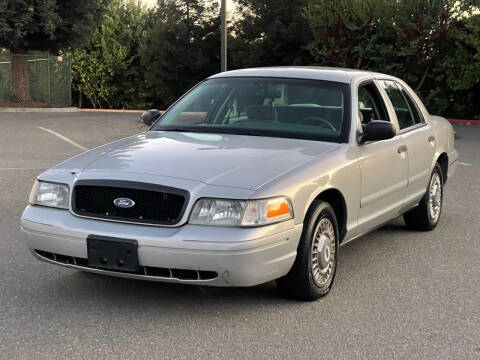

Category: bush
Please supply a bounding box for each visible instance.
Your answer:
[59,0,480,118]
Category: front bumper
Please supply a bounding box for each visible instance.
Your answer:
[21,205,302,287]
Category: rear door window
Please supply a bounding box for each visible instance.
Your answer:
[379,80,416,130]
[401,89,425,125]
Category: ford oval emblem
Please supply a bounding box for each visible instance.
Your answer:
[113,197,135,208]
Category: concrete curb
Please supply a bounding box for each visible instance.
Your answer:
[0,107,78,113]
[448,119,480,125]
[79,108,144,113]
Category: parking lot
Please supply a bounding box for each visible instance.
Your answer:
[1,112,479,359]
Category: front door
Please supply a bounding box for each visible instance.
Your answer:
[356,82,409,234]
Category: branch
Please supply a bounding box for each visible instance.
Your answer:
[416,66,430,92]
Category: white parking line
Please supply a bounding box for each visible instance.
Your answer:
[37,126,88,151]
[458,162,472,166]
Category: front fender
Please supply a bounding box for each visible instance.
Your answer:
[251,146,361,240]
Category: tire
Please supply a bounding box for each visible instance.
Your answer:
[276,200,339,301]
[404,163,444,231]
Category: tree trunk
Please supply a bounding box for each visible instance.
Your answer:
[416,66,430,92]
[10,47,30,103]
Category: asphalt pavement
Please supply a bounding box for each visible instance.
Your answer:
[0,112,479,359]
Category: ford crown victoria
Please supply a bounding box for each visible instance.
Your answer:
[21,67,457,300]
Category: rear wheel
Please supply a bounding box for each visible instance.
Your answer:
[276,200,339,301]
[404,163,443,231]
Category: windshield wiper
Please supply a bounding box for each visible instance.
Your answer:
[231,130,265,137]
[154,127,203,133]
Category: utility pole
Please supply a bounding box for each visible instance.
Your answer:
[220,0,227,72]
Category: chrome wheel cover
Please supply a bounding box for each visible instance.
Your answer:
[311,217,336,287]
[428,172,442,223]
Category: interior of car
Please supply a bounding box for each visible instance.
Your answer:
[357,82,389,130]
[245,104,343,132]
[155,78,351,140]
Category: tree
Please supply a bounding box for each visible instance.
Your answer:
[62,0,149,109]
[304,0,387,69]
[141,0,221,109]
[231,0,314,68]
[426,13,480,118]
[0,0,108,102]
[304,0,480,116]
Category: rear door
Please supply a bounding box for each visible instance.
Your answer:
[356,81,409,234]
[378,80,436,207]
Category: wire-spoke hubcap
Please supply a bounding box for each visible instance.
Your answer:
[428,172,442,223]
[311,218,336,287]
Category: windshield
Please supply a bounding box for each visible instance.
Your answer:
[151,77,351,142]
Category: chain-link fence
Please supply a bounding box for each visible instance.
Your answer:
[0,54,71,107]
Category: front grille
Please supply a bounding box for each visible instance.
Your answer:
[72,180,188,225]
[35,250,218,280]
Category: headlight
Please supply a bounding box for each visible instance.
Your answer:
[189,197,293,227]
[29,181,69,209]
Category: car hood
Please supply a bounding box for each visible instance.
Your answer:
[51,131,340,190]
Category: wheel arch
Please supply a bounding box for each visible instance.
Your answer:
[436,152,448,184]
[307,188,347,243]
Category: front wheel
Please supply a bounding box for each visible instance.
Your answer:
[404,163,444,231]
[276,200,339,301]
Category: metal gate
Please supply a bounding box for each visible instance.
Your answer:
[0,53,71,107]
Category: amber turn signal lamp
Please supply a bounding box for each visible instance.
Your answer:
[267,199,290,218]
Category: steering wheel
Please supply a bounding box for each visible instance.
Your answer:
[297,116,337,132]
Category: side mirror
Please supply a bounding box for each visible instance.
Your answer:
[360,120,395,143]
[141,109,160,126]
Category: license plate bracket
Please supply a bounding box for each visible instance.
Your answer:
[87,235,139,272]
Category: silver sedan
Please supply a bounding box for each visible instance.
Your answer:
[21,67,458,300]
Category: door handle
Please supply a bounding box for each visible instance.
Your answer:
[428,136,435,143]
[398,145,408,154]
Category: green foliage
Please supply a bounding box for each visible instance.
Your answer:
[140,0,221,109]
[4,0,478,117]
[61,0,149,109]
[231,0,314,68]
[0,0,108,52]
[0,0,109,102]
[305,0,384,69]
[426,14,480,118]
[304,0,480,117]
[442,15,480,91]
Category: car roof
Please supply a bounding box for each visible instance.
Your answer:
[208,66,389,84]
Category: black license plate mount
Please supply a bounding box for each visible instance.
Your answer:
[87,235,139,272]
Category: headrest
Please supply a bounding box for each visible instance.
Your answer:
[247,105,276,121]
